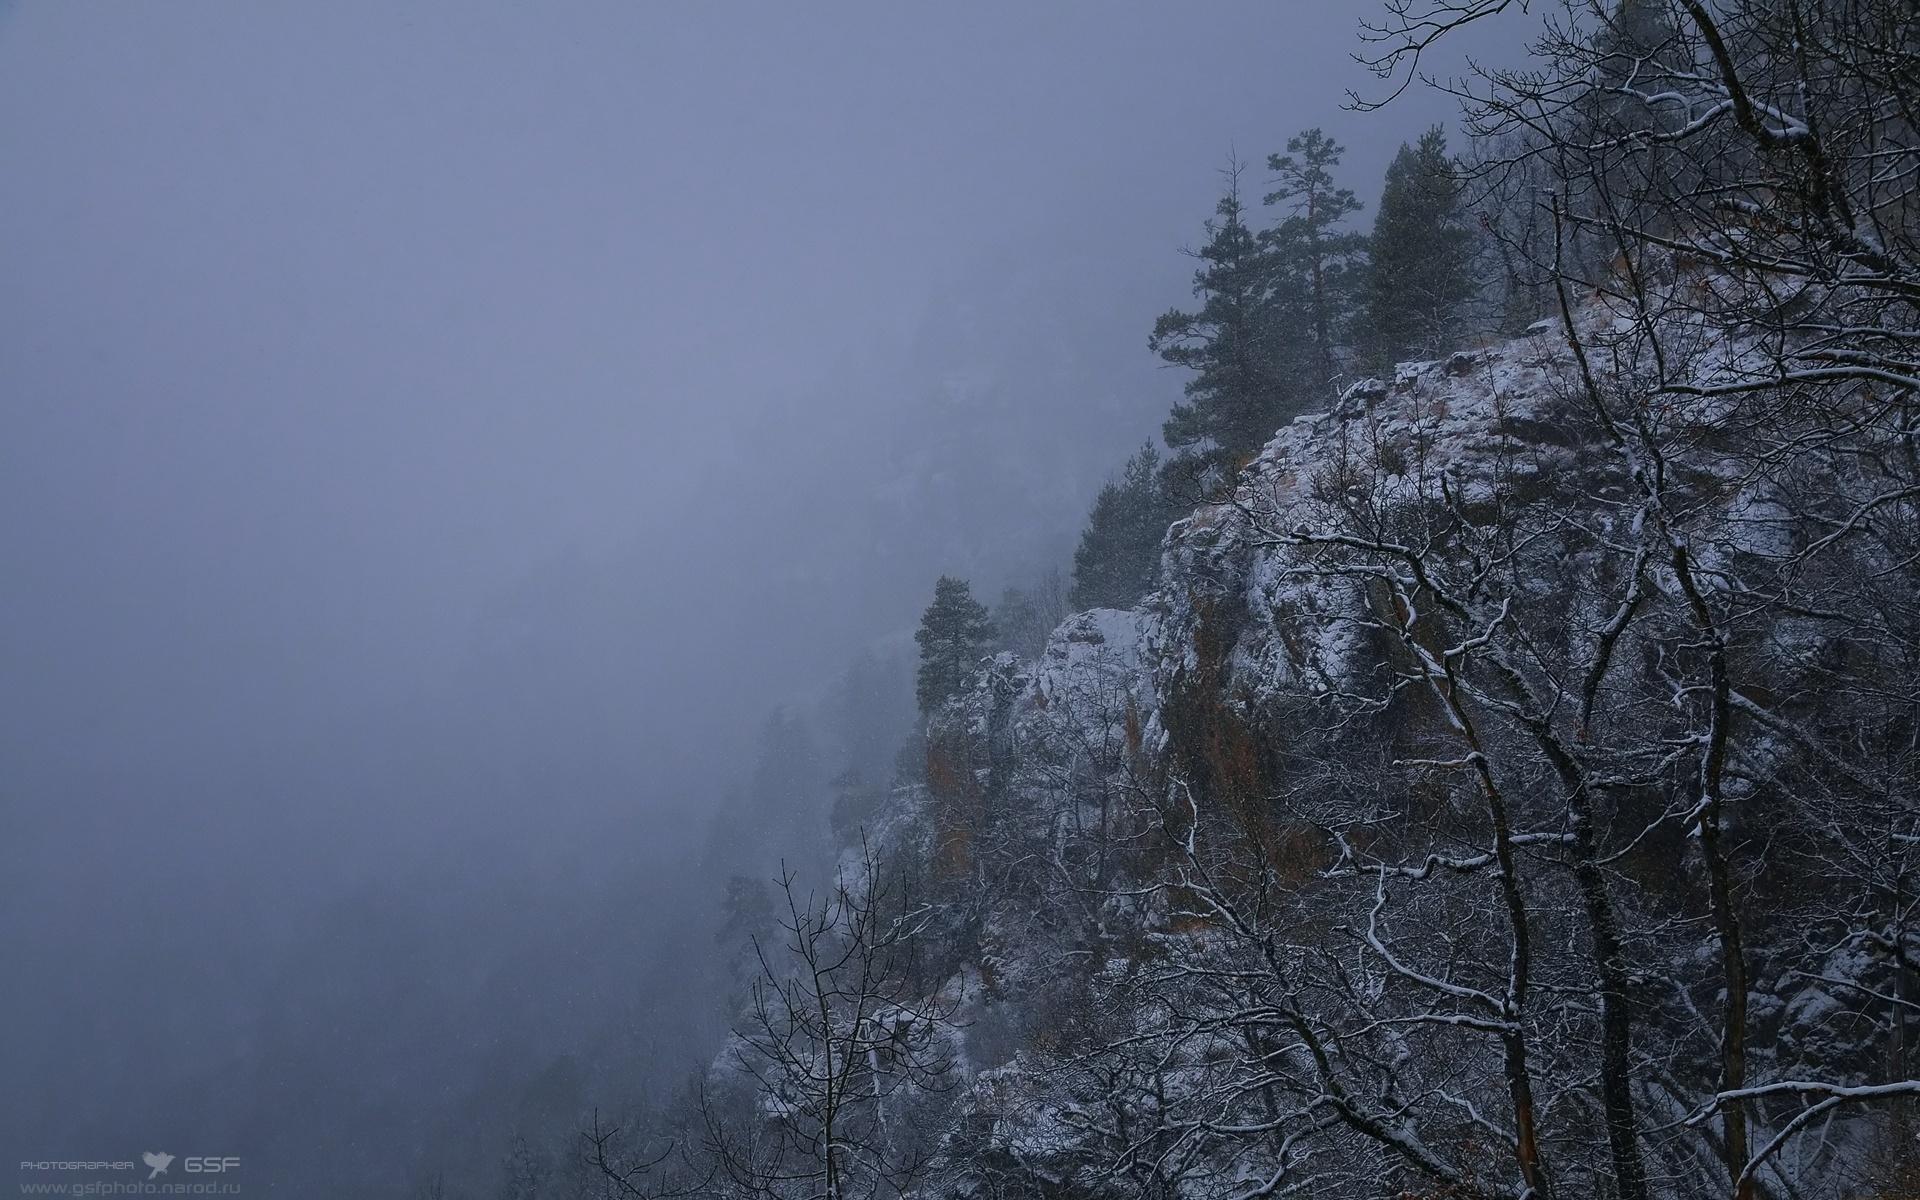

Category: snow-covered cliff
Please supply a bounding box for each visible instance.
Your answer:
[714,298,1920,1200]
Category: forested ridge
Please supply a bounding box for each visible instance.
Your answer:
[460,3,1920,1197]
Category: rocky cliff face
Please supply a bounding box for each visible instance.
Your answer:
[728,299,1920,1200]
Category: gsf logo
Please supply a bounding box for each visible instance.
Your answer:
[184,1157,241,1173]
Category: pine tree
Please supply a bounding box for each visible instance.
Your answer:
[1360,127,1476,368]
[914,576,993,716]
[1070,443,1168,611]
[1264,129,1367,391]
[1152,161,1294,494]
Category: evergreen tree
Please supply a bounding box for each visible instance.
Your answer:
[1152,161,1294,494]
[1360,127,1476,367]
[1264,129,1367,391]
[914,576,993,716]
[1070,443,1168,611]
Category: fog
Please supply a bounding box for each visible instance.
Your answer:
[0,4,1524,1194]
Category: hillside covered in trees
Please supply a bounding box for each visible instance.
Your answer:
[534,4,1920,1199]
[24,2,1908,1198]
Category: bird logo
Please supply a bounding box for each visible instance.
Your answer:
[142,1152,174,1179]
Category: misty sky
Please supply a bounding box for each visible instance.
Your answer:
[0,2,1528,1189]
[0,0,1520,860]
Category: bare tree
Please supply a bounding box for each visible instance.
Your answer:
[1047,7,1920,1185]
[703,841,963,1200]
